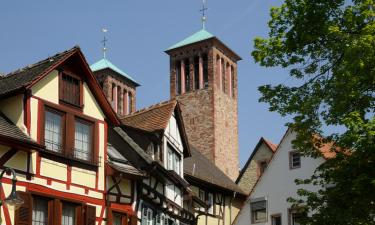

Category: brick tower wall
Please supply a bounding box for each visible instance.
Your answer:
[212,48,239,180]
[171,45,216,161]
[93,69,137,114]
[168,41,239,180]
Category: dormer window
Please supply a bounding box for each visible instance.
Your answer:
[167,144,181,175]
[59,72,82,107]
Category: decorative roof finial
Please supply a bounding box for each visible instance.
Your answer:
[200,0,208,30]
[101,28,108,59]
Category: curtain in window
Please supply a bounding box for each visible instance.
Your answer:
[45,111,62,153]
[74,121,92,161]
[32,198,48,225]
[62,204,76,225]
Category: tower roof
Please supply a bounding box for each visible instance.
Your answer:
[90,58,139,86]
[166,29,214,51]
[165,29,242,61]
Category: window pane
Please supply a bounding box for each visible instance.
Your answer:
[207,193,214,214]
[62,204,76,225]
[45,111,62,153]
[272,215,281,225]
[113,213,122,225]
[74,121,92,161]
[32,198,48,225]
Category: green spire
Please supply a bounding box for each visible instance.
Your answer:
[90,58,139,85]
[166,29,215,51]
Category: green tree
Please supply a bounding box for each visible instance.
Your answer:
[252,0,375,224]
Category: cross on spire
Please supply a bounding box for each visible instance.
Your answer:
[101,28,108,58]
[199,0,208,29]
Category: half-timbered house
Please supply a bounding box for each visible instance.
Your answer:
[107,100,196,225]
[0,46,139,225]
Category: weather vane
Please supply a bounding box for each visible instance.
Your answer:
[200,0,208,29]
[101,28,108,58]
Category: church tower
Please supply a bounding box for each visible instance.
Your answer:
[165,29,241,180]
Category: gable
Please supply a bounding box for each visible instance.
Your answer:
[165,113,183,153]
[250,129,325,201]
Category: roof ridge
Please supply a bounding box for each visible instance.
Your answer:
[120,99,176,119]
[1,46,79,79]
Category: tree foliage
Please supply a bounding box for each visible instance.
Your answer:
[252,0,375,224]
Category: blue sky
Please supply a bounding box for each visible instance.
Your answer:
[0,0,290,167]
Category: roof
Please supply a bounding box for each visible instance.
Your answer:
[90,58,139,86]
[0,47,78,98]
[120,100,191,158]
[184,146,246,195]
[236,137,277,184]
[107,143,146,177]
[121,100,177,133]
[0,46,120,125]
[0,112,43,150]
[166,29,214,51]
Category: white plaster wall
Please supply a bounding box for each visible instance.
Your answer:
[235,130,325,225]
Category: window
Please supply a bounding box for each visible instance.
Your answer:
[231,66,235,97]
[113,213,122,225]
[167,144,181,175]
[128,93,133,114]
[42,103,98,167]
[271,214,282,225]
[194,56,200,90]
[290,151,301,169]
[251,200,267,223]
[74,119,93,161]
[60,73,81,107]
[117,87,122,115]
[44,109,63,153]
[198,189,205,211]
[32,198,48,225]
[20,194,96,225]
[184,59,190,92]
[221,59,225,93]
[202,54,208,88]
[112,212,128,225]
[258,161,268,176]
[152,142,162,162]
[62,203,76,225]
[207,193,214,214]
[176,61,182,95]
[289,211,305,225]
[141,207,153,225]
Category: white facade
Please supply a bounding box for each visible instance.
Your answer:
[234,129,325,225]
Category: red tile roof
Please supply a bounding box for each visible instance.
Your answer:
[120,100,177,133]
[263,138,278,152]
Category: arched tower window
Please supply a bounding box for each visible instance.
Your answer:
[184,59,190,92]
[128,93,133,114]
[111,83,117,112]
[227,62,231,96]
[117,87,122,115]
[216,56,221,90]
[123,90,128,115]
[176,61,181,95]
[231,66,235,98]
[194,56,200,90]
[221,59,226,93]
[202,54,208,88]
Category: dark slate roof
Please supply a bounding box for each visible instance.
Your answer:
[0,47,78,97]
[107,143,146,177]
[0,112,42,149]
[184,146,245,195]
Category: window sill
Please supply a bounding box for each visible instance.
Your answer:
[39,149,100,171]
